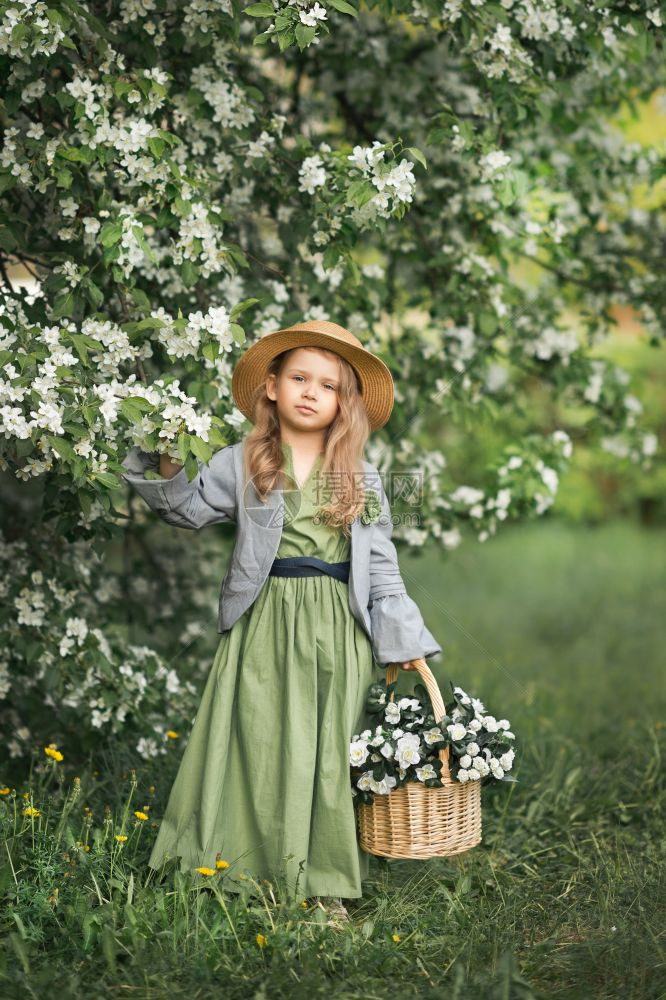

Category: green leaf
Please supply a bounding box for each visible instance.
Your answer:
[181,259,199,287]
[100,222,123,248]
[203,341,219,362]
[51,289,76,319]
[244,2,275,15]
[230,323,246,345]
[92,472,121,490]
[328,0,358,15]
[84,281,104,309]
[173,197,192,217]
[178,433,191,465]
[295,23,316,48]
[147,137,165,159]
[190,437,213,463]
[230,297,259,320]
[347,255,361,284]
[124,316,167,333]
[58,145,95,164]
[323,245,341,269]
[55,168,73,189]
[277,28,295,51]
[496,175,516,207]
[184,454,199,481]
[208,426,228,449]
[47,435,76,462]
[130,287,151,311]
[0,225,18,251]
[224,243,250,269]
[404,146,427,170]
[127,396,154,412]
[0,174,17,196]
[252,30,274,44]
[120,399,145,424]
[346,179,377,208]
[78,490,92,518]
[70,334,91,366]
[131,225,159,265]
[479,311,498,336]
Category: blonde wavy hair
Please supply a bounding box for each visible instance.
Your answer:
[241,346,372,537]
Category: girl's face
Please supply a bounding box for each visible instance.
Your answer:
[266,347,341,436]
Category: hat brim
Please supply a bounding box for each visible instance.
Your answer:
[231,328,394,431]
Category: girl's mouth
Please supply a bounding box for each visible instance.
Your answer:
[296,405,316,413]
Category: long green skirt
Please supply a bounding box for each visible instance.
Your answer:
[148,443,380,901]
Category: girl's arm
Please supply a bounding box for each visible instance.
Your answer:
[121,443,237,529]
[367,476,442,666]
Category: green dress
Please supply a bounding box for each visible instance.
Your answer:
[148,441,379,901]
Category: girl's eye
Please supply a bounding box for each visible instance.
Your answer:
[292,376,336,391]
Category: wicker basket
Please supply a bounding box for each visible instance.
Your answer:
[355,658,482,859]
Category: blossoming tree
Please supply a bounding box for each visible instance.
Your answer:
[0,0,663,765]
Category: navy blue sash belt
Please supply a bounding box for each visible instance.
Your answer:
[268,556,350,583]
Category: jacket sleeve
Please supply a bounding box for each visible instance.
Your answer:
[121,443,237,530]
[367,474,442,666]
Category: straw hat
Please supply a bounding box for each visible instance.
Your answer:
[231,320,394,430]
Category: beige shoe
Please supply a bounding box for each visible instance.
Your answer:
[320,896,350,923]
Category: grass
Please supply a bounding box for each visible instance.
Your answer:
[1,517,664,999]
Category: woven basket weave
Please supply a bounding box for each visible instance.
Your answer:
[355,658,482,859]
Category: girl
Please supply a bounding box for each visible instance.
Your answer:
[121,320,441,921]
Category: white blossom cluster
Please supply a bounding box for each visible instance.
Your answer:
[0,296,242,484]
[447,685,516,782]
[437,430,574,540]
[0,528,210,761]
[350,693,444,797]
[0,0,66,61]
[297,139,417,229]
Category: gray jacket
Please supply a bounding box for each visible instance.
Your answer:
[121,441,442,666]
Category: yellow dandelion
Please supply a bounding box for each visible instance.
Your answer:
[23,807,41,817]
[256,933,267,948]
[392,933,401,942]
[134,811,149,822]
[301,901,308,908]
[44,746,64,761]
[216,859,229,869]
[195,867,216,876]
[0,787,10,795]
[23,791,29,800]
[166,731,179,739]
[115,834,128,843]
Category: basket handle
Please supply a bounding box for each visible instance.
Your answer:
[384,658,452,777]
